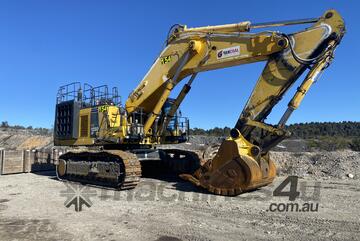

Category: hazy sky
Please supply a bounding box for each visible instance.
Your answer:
[0,1,358,129]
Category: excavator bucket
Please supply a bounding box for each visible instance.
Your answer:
[180,130,276,196]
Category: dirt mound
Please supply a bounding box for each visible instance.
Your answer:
[0,128,52,150]
[17,136,52,150]
[157,135,223,152]
[271,150,360,179]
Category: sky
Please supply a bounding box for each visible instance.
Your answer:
[0,0,359,129]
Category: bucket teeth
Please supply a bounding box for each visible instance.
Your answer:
[179,174,201,186]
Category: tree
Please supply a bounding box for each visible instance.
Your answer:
[1,121,9,128]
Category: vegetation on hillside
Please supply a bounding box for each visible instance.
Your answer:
[287,122,360,139]
[1,121,52,136]
[189,121,360,151]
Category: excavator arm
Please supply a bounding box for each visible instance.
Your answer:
[126,21,287,135]
[126,9,345,195]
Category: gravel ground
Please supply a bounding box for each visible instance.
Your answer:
[0,172,359,241]
[1,131,359,240]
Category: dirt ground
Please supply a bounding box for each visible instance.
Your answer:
[0,171,359,241]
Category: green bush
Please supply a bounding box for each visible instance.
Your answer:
[306,137,350,151]
[350,138,360,152]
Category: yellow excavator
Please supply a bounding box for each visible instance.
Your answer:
[54,9,345,196]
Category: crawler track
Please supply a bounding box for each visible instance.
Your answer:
[56,150,141,190]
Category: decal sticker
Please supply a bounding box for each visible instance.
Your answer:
[160,55,172,64]
[98,106,108,112]
[217,46,240,59]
